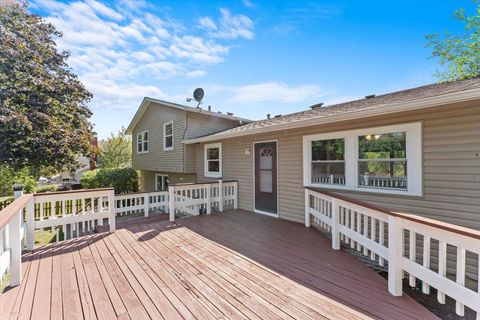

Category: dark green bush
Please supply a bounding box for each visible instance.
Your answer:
[81,168,139,194]
[35,185,57,193]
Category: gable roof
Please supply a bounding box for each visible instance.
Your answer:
[126,97,252,134]
[184,77,480,144]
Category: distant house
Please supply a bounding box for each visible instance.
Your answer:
[126,98,250,192]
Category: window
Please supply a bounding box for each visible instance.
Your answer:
[358,132,407,190]
[311,138,345,185]
[155,174,169,191]
[303,123,422,196]
[163,121,173,151]
[137,131,149,153]
[204,143,222,178]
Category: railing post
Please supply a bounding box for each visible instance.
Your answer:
[144,193,149,217]
[9,184,24,286]
[304,189,310,227]
[331,198,340,250]
[108,190,116,232]
[388,215,403,296]
[233,182,238,209]
[169,186,175,222]
[206,184,211,214]
[218,179,224,212]
[25,197,35,251]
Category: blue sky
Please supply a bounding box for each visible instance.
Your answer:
[31,0,476,139]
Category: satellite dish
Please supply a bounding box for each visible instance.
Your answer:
[193,88,204,108]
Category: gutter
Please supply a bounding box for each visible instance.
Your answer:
[183,88,480,144]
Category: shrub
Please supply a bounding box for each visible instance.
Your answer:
[81,167,139,194]
[35,185,57,193]
[0,166,36,196]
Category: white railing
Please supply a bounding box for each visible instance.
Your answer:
[312,175,346,185]
[168,180,238,222]
[0,191,33,287]
[358,175,407,189]
[114,191,168,217]
[113,180,238,221]
[0,188,116,288]
[305,187,480,318]
[33,188,116,242]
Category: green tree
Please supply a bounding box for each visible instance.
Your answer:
[426,1,480,81]
[0,1,95,176]
[98,127,132,168]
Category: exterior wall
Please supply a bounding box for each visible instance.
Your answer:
[139,170,196,192]
[195,102,480,229]
[131,103,244,174]
[184,112,243,140]
[132,103,186,173]
[183,112,244,172]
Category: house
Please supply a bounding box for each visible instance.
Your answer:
[180,77,480,230]
[126,97,250,192]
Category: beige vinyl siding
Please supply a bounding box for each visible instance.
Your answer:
[184,112,243,140]
[132,103,186,173]
[184,144,197,173]
[195,101,480,229]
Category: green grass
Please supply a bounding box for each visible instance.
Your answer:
[34,229,64,247]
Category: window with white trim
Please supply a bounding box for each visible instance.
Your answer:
[204,143,222,178]
[311,138,346,185]
[163,121,173,151]
[358,132,407,190]
[155,174,169,191]
[137,130,149,153]
[303,122,422,196]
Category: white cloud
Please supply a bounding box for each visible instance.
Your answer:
[186,70,207,78]
[242,0,255,9]
[214,82,325,104]
[31,0,254,119]
[197,8,254,40]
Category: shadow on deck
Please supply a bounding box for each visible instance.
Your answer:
[0,210,438,319]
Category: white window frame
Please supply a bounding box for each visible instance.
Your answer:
[137,130,149,154]
[303,122,422,196]
[154,174,169,191]
[163,121,174,151]
[204,142,222,178]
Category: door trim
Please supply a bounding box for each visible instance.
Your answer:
[253,140,279,218]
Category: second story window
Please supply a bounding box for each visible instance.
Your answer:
[137,130,149,154]
[164,121,174,151]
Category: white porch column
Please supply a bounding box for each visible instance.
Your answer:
[218,179,224,212]
[388,215,403,296]
[144,193,149,217]
[168,186,175,222]
[304,189,310,227]
[9,184,24,286]
[108,190,116,232]
[331,198,340,250]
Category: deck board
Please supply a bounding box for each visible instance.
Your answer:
[0,210,439,320]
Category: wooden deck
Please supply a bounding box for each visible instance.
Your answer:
[0,210,438,320]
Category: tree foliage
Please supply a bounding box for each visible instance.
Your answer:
[81,168,139,194]
[426,0,480,81]
[0,165,36,196]
[0,1,95,175]
[98,127,132,169]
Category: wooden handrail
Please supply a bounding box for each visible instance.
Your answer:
[34,188,114,197]
[0,194,33,229]
[169,180,238,186]
[306,186,480,240]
